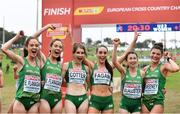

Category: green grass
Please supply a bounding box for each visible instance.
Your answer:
[164,72,180,112]
[1,53,16,112]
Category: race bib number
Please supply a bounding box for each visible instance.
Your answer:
[69,69,87,84]
[123,83,142,99]
[44,74,62,92]
[93,70,111,85]
[24,75,41,93]
[144,79,159,95]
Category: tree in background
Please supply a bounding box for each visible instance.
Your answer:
[94,40,101,45]
[86,37,92,46]
[0,28,27,48]
[104,37,112,44]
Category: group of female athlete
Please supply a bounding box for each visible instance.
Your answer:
[0,24,179,113]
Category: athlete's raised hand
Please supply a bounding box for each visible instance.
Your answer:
[134,29,141,41]
[113,38,121,48]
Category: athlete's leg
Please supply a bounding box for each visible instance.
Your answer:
[88,107,99,114]
[0,100,1,113]
[132,112,141,114]
[141,103,150,114]
[65,99,76,113]
[88,95,100,114]
[102,109,114,114]
[119,108,129,114]
[7,99,15,113]
[39,99,51,113]
[28,102,39,113]
[52,100,63,113]
[78,99,88,113]
[13,100,26,113]
[150,104,163,114]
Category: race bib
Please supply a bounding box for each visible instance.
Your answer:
[123,83,142,99]
[144,79,159,95]
[93,70,111,85]
[69,69,87,84]
[44,74,62,92]
[24,75,41,93]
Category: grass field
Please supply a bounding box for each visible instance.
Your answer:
[1,49,180,113]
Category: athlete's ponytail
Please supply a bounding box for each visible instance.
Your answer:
[105,59,113,78]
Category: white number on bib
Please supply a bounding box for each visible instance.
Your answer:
[144,79,159,95]
[123,83,142,99]
[44,74,62,92]
[24,75,41,93]
[69,69,87,84]
[93,70,111,85]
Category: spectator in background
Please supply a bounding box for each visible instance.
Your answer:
[6,63,10,73]
[7,64,19,113]
[0,64,4,113]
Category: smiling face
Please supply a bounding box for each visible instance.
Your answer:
[72,43,87,63]
[150,48,162,63]
[96,46,108,64]
[25,38,39,58]
[73,47,85,63]
[50,40,63,59]
[126,53,138,68]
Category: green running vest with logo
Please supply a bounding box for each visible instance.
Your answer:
[65,61,87,84]
[16,58,41,101]
[41,59,62,93]
[143,63,166,100]
[121,68,143,99]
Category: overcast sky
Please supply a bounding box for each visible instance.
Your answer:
[0,0,37,36]
[0,0,179,48]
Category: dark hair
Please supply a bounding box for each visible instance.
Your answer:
[125,51,138,61]
[96,45,113,77]
[23,37,39,57]
[151,42,163,54]
[73,42,87,56]
[50,39,63,48]
[96,45,108,54]
[49,39,63,61]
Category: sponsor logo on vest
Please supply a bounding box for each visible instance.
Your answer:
[108,104,113,108]
[30,101,34,105]
[78,97,83,101]
[54,99,58,102]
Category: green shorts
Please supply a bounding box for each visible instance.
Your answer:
[15,97,38,111]
[40,89,62,109]
[65,94,88,109]
[142,98,164,111]
[120,96,141,113]
[89,94,114,111]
